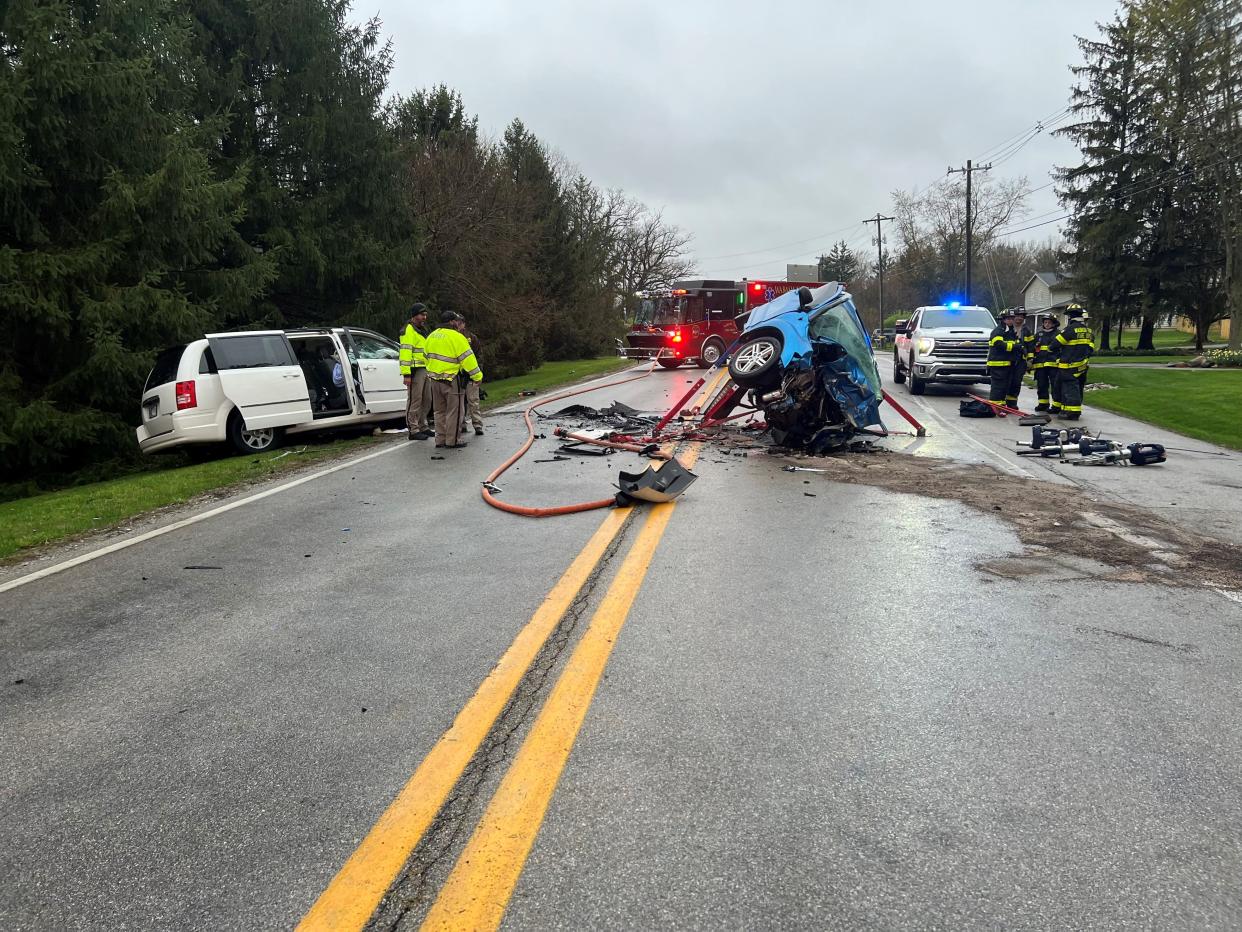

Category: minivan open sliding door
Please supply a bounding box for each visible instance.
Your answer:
[341,328,407,414]
[205,331,314,429]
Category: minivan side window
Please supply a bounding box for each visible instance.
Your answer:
[198,347,218,374]
[351,333,399,360]
[210,335,296,370]
[145,345,187,391]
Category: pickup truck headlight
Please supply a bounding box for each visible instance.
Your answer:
[916,337,936,355]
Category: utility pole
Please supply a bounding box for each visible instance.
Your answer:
[947,159,991,305]
[863,212,895,331]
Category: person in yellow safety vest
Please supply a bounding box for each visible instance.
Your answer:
[461,320,485,436]
[1031,315,1062,412]
[1055,303,1095,421]
[400,304,433,440]
[424,310,483,449]
[986,309,1020,404]
[1007,308,1035,409]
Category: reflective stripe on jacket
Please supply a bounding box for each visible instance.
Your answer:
[1055,322,1095,370]
[986,325,1018,368]
[1032,328,1060,369]
[424,327,483,382]
[1019,327,1036,366]
[399,324,428,376]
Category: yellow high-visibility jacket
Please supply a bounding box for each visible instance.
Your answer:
[424,328,483,382]
[399,324,427,376]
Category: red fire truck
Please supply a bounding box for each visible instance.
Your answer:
[622,278,822,368]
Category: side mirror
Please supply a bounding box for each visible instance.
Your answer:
[894,319,909,334]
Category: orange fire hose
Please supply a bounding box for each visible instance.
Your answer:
[481,361,661,517]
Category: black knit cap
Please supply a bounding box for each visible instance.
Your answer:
[409,303,427,317]
[440,310,463,323]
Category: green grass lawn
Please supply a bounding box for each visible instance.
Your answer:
[1106,325,1224,350]
[481,356,636,409]
[0,356,634,562]
[1086,368,1242,450]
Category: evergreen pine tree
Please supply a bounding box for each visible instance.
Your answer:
[0,0,273,481]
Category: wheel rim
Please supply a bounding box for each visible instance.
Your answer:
[702,344,721,364]
[733,340,776,374]
[241,428,274,450]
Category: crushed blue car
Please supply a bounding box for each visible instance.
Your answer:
[726,284,885,451]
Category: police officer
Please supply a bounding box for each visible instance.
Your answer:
[461,320,485,437]
[399,304,433,440]
[1055,303,1095,420]
[1031,315,1061,412]
[424,311,483,448]
[986,309,1019,404]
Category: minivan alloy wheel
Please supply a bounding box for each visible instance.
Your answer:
[240,427,275,450]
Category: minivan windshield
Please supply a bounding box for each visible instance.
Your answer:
[920,308,995,329]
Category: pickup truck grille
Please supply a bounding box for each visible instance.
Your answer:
[933,340,988,362]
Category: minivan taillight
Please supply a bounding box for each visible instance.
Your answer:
[175,380,197,410]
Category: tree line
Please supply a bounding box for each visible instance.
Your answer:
[0,0,691,489]
[1055,0,1241,352]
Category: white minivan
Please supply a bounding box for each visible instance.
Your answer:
[136,327,407,455]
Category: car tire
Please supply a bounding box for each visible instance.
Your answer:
[908,357,927,395]
[697,339,726,369]
[657,357,683,369]
[227,411,281,454]
[892,351,906,384]
[728,335,783,387]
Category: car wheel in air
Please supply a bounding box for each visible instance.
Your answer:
[728,335,783,387]
[697,339,725,368]
[227,411,281,454]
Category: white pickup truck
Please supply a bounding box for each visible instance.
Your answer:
[892,304,997,394]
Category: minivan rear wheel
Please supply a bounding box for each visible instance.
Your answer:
[227,411,280,455]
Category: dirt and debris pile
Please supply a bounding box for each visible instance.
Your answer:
[780,451,1242,592]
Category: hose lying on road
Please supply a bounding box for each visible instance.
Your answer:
[481,361,660,517]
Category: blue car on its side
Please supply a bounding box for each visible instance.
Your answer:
[727,283,885,450]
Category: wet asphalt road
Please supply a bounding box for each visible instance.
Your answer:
[2,363,1240,930]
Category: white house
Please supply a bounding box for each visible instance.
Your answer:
[1021,271,1076,316]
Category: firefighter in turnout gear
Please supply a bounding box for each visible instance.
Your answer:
[986,309,1020,404]
[1031,316,1061,412]
[1008,308,1035,409]
[1054,303,1095,420]
[400,304,433,440]
[424,311,483,448]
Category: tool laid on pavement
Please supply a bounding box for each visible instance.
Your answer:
[1071,442,1167,466]
[966,393,1050,425]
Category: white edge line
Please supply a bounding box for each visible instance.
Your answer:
[0,442,407,595]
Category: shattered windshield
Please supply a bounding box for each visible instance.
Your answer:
[634,297,680,328]
[808,297,883,397]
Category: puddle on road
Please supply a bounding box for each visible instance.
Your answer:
[777,450,1242,594]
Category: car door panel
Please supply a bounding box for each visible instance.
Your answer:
[344,328,407,414]
[206,332,313,429]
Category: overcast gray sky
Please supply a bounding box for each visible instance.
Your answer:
[361,0,1120,280]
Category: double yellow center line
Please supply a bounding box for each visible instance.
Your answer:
[299,381,712,931]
